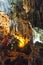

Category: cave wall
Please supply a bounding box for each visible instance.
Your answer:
[16,0,43,29]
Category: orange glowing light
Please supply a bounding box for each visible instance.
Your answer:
[13,33,30,48]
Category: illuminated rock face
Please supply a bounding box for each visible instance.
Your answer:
[23,0,31,13]
[0,12,10,35]
[13,17,32,48]
[17,18,32,39]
